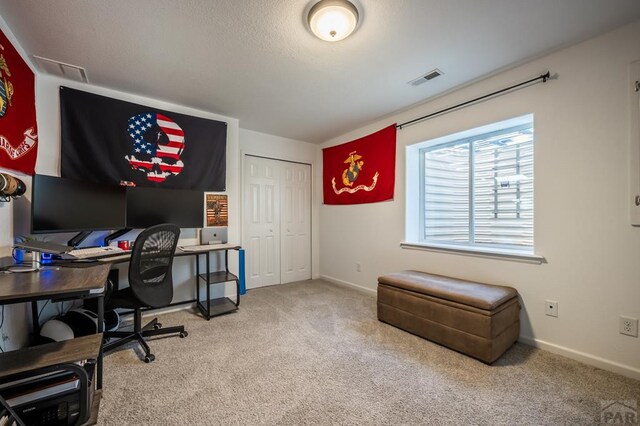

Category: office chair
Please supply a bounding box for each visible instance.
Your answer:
[104,223,188,363]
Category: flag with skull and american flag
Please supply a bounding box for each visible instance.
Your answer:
[60,87,226,190]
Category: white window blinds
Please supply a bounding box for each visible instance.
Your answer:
[422,121,534,252]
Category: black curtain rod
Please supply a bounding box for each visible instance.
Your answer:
[396,71,551,130]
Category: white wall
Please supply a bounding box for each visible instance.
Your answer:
[239,128,321,279]
[319,20,640,379]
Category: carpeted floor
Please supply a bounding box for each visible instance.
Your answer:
[98,280,639,425]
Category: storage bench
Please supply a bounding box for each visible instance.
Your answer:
[377,270,520,363]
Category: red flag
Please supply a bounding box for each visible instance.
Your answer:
[0,28,38,175]
[323,124,396,205]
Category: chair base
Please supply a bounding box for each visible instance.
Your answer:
[104,312,187,362]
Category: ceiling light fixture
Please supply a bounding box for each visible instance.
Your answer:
[308,0,359,42]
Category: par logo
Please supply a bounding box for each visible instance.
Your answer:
[600,400,638,424]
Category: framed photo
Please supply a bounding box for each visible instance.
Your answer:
[205,193,228,227]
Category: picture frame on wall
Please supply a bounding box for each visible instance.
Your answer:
[205,193,228,227]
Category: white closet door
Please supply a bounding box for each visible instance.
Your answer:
[243,156,281,288]
[281,162,312,283]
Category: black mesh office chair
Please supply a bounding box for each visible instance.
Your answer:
[104,224,187,363]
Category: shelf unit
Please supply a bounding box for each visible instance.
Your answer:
[0,334,103,426]
[195,246,241,320]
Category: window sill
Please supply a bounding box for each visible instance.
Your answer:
[400,241,546,265]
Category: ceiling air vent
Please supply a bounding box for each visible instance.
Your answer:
[32,55,89,83]
[408,69,443,87]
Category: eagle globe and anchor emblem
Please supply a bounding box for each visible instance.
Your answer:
[331,150,379,195]
[0,43,14,117]
[0,43,38,161]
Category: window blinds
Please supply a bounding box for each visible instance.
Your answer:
[423,123,534,251]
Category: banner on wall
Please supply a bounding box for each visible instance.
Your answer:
[60,86,227,190]
[0,28,38,175]
[322,124,396,205]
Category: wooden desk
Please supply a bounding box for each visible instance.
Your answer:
[0,264,110,390]
[0,266,108,304]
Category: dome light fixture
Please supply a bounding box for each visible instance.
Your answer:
[308,0,359,42]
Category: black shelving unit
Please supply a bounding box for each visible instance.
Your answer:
[195,246,241,320]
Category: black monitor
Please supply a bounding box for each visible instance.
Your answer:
[126,187,203,228]
[31,174,127,233]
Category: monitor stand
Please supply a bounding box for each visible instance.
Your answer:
[68,231,93,248]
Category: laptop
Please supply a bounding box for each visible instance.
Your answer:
[200,227,228,245]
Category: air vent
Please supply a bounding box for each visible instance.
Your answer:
[408,68,443,87]
[32,56,88,83]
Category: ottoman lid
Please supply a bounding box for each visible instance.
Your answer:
[378,270,517,311]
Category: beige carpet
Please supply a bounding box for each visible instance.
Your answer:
[98,280,639,425]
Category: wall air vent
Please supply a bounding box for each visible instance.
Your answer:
[32,55,89,83]
[408,68,443,87]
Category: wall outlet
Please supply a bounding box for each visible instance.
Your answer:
[356,262,361,272]
[545,300,558,317]
[619,316,639,337]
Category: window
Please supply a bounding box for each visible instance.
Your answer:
[410,115,534,254]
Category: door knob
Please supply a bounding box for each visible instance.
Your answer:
[635,195,640,206]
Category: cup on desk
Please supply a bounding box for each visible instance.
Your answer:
[117,240,130,250]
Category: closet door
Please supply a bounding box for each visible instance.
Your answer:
[281,162,312,283]
[244,156,281,288]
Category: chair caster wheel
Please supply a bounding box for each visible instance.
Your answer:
[179,331,188,338]
[153,323,162,330]
[144,354,155,363]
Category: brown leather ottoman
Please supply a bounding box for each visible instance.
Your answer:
[377,270,520,363]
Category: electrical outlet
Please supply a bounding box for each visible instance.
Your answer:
[545,300,558,317]
[619,316,639,337]
[356,263,361,272]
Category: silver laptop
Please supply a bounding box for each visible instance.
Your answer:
[200,227,228,245]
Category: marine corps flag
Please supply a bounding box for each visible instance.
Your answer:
[60,87,227,190]
[0,28,38,175]
[323,124,396,205]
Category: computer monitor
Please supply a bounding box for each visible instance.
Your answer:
[31,174,127,233]
[126,187,203,228]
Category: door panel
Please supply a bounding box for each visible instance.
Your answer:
[280,162,312,284]
[243,156,281,288]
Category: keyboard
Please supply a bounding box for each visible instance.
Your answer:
[61,246,126,260]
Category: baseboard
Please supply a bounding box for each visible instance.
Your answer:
[319,274,640,381]
[140,302,196,319]
[319,274,376,296]
[518,335,640,381]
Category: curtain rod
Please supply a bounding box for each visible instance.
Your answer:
[396,71,551,130]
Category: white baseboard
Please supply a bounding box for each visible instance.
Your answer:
[319,274,376,296]
[140,302,196,319]
[318,274,640,381]
[518,335,640,381]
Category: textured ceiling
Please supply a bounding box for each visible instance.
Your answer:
[1,0,640,143]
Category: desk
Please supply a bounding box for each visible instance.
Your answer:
[96,244,244,320]
[0,264,110,390]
